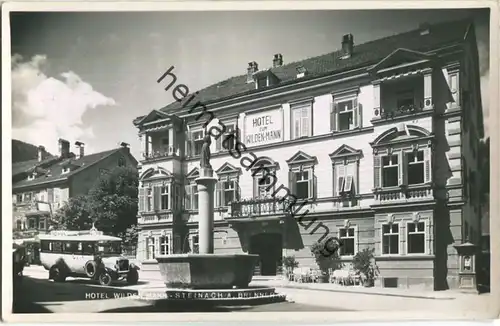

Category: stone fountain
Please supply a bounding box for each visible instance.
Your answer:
[138,135,286,306]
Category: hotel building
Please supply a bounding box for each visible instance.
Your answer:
[133,19,484,290]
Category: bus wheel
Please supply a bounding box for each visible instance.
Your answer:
[126,269,139,285]
[98,272,112,286]
[84,260,98,278]
[51,267,66,282]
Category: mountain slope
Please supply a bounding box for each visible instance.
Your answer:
[12,139,53,163]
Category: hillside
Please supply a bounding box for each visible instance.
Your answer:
[12,139,52,163]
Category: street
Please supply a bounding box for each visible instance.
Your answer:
[11,266,493,316]
[12,266,347,313]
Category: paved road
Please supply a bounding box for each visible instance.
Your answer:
[13,272,348,313]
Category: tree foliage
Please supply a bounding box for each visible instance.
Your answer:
[310,235,343,272]
[59,166,139,236]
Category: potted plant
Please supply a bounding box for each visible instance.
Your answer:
[310,236,343,283]
[282,255,299,280]
[352,248,380,287]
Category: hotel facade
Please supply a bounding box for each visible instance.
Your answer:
[133,20,484,290]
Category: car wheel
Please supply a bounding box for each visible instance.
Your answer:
[84,260,98,278]
[126,269,139,285]
[98,272,112,286]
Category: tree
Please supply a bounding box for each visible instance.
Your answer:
[87,166,139,236]
[56,195,93,231]
[310,235,343,280]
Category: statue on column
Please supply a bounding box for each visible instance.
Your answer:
[200,134,212,170]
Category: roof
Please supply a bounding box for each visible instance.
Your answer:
[12,156,59,176]
[37,233,122,242]
[143,19,470,118]
[13,147,130,189]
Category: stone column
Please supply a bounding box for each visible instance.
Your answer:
[195,168,218,254]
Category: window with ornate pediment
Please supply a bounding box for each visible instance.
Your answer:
[371,124,433,191]
[215,163,241,208]
[250,157,279,198]
[329,145,362,201]
[185,168,200,211]
[186,128,205,157]
[215,123,238,152]
[138,167,179,213]
[286,151,318,200]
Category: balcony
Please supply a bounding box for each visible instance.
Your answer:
[374,184,433,206]
[230,197,292,218]
[141,146,180,162]
[380,102,424,120]
[138,210,174,224]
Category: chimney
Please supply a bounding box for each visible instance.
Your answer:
[58,139,70,158]
[273,54,283,68]
[419,23,430,36]
[246,61,259,83]
[37,146,45,162]
[341,34,354,59]
[75,141,85,159]
[120,142,130,148]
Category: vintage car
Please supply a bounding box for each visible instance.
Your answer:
[38,228,140,286]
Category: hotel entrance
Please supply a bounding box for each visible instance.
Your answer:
[249,233,283,276]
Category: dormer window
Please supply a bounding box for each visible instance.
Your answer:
[62,167,70,174]
[256,76,268,89]
[296,66,307,79]
[28,173,36,181]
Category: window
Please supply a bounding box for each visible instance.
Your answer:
[291,103,312,139]
[83,242,95,254]
[396,90,414,108]
[118,157,126,167]
[161,186,169,210]
[16,194,23,203]
[331,96,360,132]
[28,218,36,229]
[339,227,355,256]
[382,155,399,187]
[185,184,198,210]
[39,218,46,230]
[407,222,425,254]
[217,179,238,207]
[190,234,199,253]
[146,188,153,212]
[159,235,169,255]
[24,192,33,202]
[28,174,35,181]
[382,223,399,254]
[255,173,275,198]
[146,237,155,260]
[192,130,204,156]
[293,170,313,199]
[16,220,22,230]
[216,124,236,152]
[52,241,63,253]
[335,163,356,196]
[47,189,54,203]
[406,151,424,185]
[257,76,267,89]
[62,167,70,174]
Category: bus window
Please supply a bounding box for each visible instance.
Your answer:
[82,242,95,255]
[40,240,50,252]
[63,241,80,254]
[78,242,83,251]
[52,241,62,253]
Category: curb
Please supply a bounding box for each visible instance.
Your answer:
[272,284,456,300]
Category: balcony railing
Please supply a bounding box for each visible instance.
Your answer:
[230,197,293,218]
[380,102,424,120]
[374,184,433,204]
[141,146,180,161]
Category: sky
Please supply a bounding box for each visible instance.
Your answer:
[10,8,490,160]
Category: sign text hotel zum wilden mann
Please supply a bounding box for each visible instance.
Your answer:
[244,108,283,146]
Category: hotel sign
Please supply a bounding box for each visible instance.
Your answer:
[244,109,283,146]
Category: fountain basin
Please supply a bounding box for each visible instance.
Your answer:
[156,253,259,289]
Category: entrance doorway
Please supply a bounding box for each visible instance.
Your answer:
[249,233,283,276]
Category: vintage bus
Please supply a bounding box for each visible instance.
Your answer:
[38,228,140,286]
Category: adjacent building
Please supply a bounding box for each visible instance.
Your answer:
[133,19,484,290]
[12,139,138,240]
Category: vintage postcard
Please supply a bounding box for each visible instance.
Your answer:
[2,0,498,323]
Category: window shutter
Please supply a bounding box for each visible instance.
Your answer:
[397,151,404,186]
[345,175,353,193]
[311,173,317,199]
[353,98,360,128]
[330,102,338,132]
[424,147,432,184]
[186,131,193,156]
[373,155,382,189]
[235,180,241,201]
[184,185,192,210]
[48,188,54,203]
[403,152,409,186]
[154,186,161,210]
[138,188,145,212]
[288,170,296,194]
[302,107,310,137]
[253,176,258,198]
[336,164,346,196]
[216,136,222,152]
[215,181,222,207]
